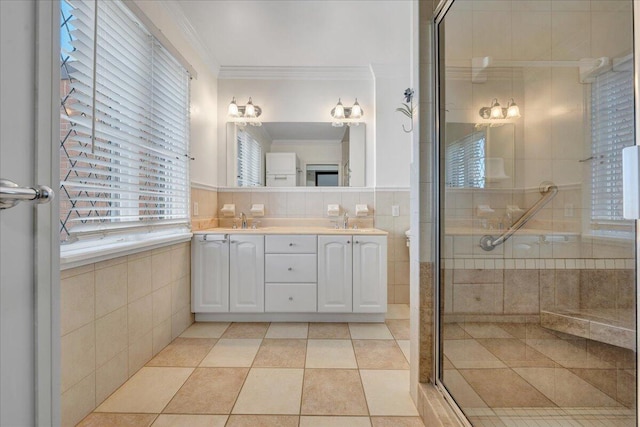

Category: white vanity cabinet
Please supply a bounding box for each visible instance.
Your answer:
[352,235,387,313]
[192,234,229,312]
[318,235,353,312]
[229,235,265,312]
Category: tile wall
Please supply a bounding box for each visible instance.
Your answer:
[191,187,219,231]
[60,242,193,427]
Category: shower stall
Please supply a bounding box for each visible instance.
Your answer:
[434,0,637,425]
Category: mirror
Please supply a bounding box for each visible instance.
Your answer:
[227,122,365,187]
[444,122,515,189]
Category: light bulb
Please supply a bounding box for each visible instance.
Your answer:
[333,99,345,119]
[228,97,239,117]
[351,98,362,119]
[490,99,503,119]
[245,97,256,118]
[506,99,521,118]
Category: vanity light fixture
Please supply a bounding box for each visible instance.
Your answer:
[478,98,521,120]
[228,97,262,126]
[331,98,364,127]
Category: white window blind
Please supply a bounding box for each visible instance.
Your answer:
[445,131,486,188]
[590,67,634,225]
[59,0,190,242]
[237,130,262,187]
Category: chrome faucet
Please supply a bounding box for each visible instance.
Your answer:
[342,212,349,229]
[240,212,248,229]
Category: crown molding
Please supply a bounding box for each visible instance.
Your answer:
[218,66,374,81]
[156,0,220,77]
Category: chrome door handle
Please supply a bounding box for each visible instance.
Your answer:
[1,179,54,210]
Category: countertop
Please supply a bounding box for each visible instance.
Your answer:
[193,226,388,236]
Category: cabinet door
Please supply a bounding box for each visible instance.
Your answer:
[192,236,229,312]
[230,235,265,312]
[318,235,352,312]
[353,236,387,313]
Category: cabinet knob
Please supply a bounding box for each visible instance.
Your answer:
[355,241,360,244]
[347,240,351,244]
[288,267,293,271]
[288,296,293,301]
[289,243,294,246]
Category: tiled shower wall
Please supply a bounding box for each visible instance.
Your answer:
[60,242,193,427]
[215,188,411,304]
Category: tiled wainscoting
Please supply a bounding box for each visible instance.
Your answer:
[60,242,194,427]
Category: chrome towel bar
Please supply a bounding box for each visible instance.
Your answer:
[0,178,54,210]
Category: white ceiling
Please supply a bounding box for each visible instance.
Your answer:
[176,0,412,68]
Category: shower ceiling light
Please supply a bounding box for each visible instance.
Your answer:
[331,98,364,127]
[479,98,521,120]
[228,97,262,126]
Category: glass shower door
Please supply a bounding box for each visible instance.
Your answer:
[435,0,637,425]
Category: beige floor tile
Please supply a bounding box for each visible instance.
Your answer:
[397,340,410,362]
[443,339,507,369]
[370,417,425,427]
[77,413,157,427]
[96,367,193,413]
[301,369,368,416]
[349,323,394,340]
[442,323,471,340]
[353,340,409,370]
[199,339,262,367]
[225,415,299,427]
[306,339,357,368]
[232,368,304,414]
[442,369,487,408]
[147,338,216,367]
[461,323,514,339]
[180,322,230,339]
[222,322,269,338]
[299,416,372,426]
[151,414,227,427]
[308,323,351,339]
[385,304,410,320]
[360,370,418,416]
[459,368,555,407]
[514,367,621,407]
[476,338,556,368]
[385,320,410,340]
[253,339,307,368]
[164,367,248,414]
[265,322,308,338]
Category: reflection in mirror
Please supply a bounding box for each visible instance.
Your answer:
[228,122,365,187]
[444,122,514,188]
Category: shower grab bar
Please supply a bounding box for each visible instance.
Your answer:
[479,182,558,251]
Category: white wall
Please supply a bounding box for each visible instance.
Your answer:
[217,78,375,186]
[134,1,219,188]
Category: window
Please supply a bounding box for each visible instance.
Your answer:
[237,129,262,187]
[59,0,190,246]
[445,130,486,188]
[590,65,634,229]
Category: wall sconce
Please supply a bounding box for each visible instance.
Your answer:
[478,98,521,120]
[331,98,364,127]
[228,97,262,126]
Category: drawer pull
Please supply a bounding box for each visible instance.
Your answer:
[289,243,295,246]
[288,296,293,301]
[288,267,293,271]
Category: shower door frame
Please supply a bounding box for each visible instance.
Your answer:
[431,0,640,423]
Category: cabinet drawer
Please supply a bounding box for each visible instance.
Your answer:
[265,254,317,282]
[265,235,317,254]
[265,283,317,312]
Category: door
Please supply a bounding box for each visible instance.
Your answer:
[229,235,265,312]
[192,235,229,312]
[353,236,387,313]
[318,235,352,312]
[1,1,58,425]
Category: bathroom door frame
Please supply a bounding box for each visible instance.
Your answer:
[432,0,640,422]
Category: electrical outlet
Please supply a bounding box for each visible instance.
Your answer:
[193,202,199,216]
[392,205,400,217]
[564,203,574,217]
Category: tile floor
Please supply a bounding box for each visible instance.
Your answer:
[442,322,637,426]
[78,305,424,427]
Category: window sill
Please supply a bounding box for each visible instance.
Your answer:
[60,232,193,270]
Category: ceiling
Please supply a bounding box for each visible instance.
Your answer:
[176,0,412,68]
[262,122,347,141]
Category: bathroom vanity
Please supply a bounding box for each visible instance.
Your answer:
[192,228,387,322]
